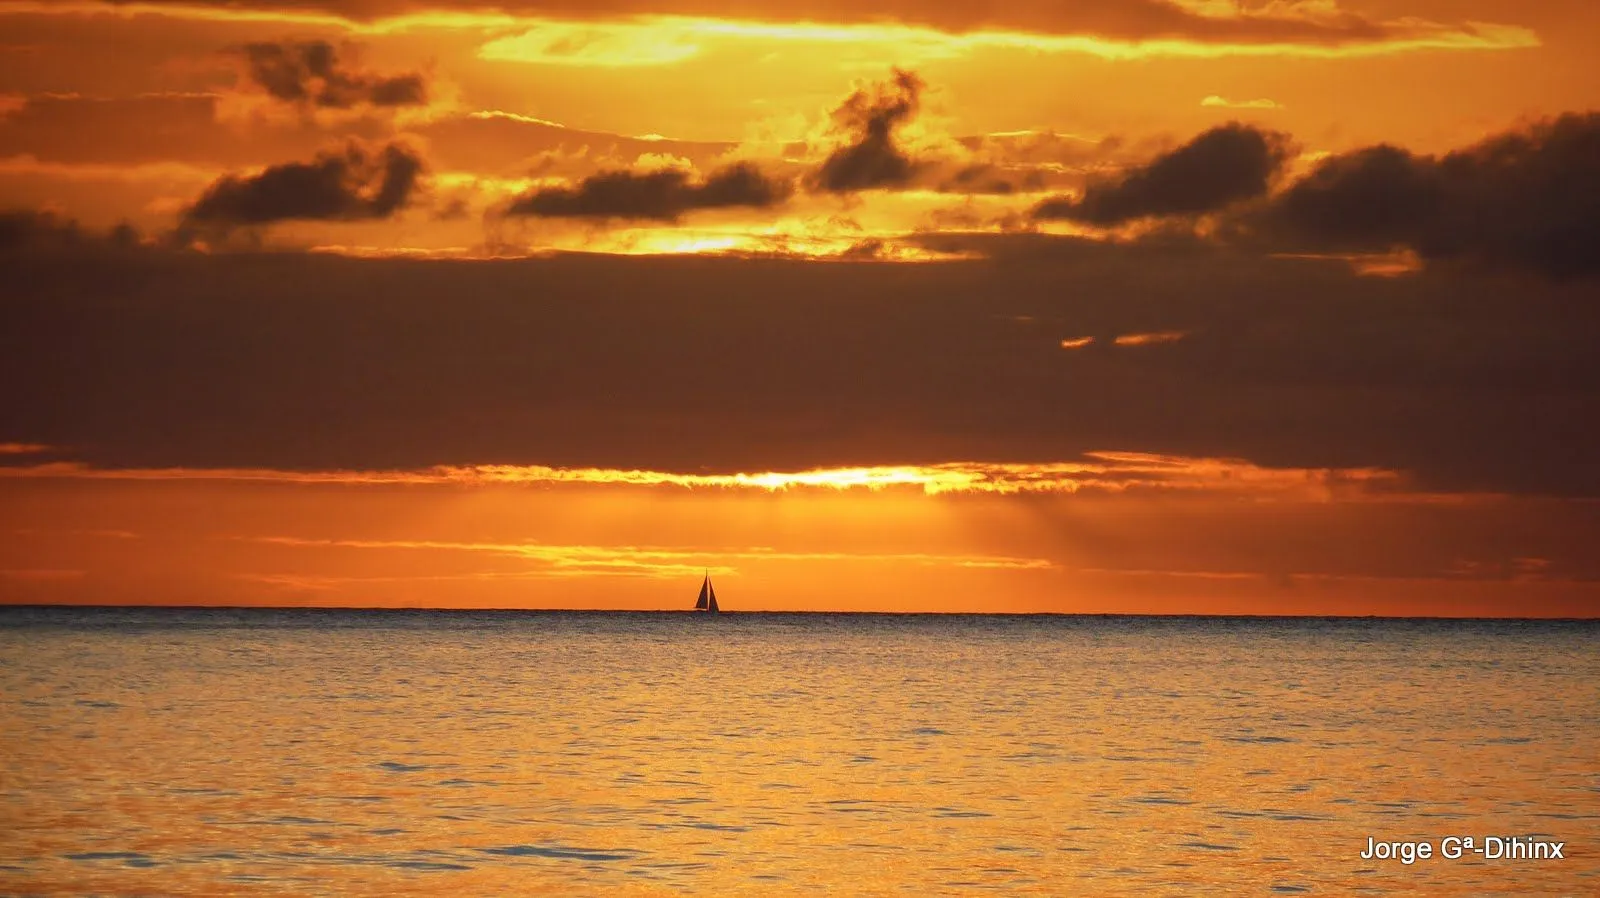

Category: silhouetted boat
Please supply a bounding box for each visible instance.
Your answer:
[694,572,721,613]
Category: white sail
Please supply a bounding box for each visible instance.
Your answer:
[695,574,710,610]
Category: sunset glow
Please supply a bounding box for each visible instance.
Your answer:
[0,453,1405,496]
[2,0,1597,617]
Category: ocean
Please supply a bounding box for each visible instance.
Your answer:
[1,608,1595,895]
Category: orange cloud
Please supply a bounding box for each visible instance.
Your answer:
[244,535,1056,578]
[1201,95,1281,110]
[1113,330,1187,346]
[0,453,1405,500]
[479,21,702,66]
[465,109,568,129]
[0,3,1539,60]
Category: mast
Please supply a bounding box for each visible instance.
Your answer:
[695,572,709,610]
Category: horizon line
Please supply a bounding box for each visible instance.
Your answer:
[0,603,1594,622]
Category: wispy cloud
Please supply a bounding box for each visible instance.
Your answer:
[243,536,1056,579]
[1062,332,1191,349]
[1112,330,1188,346]
[466,109,569,128]
[480,21,703,67]
[0,452,1403,499]
[8,527,140,540]
[1201,95,1282,110]
[0,4,1540,61]
[1078,565,1593,586]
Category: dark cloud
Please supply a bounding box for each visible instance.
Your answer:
[1034,123,1291,224]
[809,69,926,193]
[0,210,140,253]
[505,162,792,221]
[799,79,1101,197]
[182,141,424,228]
[1245,112,1600,280]
[0,209,89,251]
[1257,145,1439,248]
[838,238,889,259]
[940,164,1013,195]
[3,240,1597,498]
[241,40,427,109]
[933,162,1055,195]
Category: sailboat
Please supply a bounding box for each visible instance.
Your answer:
[694,571,721,613]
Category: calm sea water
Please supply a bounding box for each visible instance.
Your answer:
[1,609,1595,896]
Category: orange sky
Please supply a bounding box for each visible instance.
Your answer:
[2,0,1598,614]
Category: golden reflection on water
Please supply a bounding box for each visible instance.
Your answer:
[1,611,1596,895]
